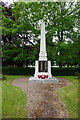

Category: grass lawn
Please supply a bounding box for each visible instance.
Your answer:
[57,76,78,118]
[2,75,27,118]
[0,75,78,118]
[0,78,2,119]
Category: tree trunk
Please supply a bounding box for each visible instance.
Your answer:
[61,31,63,41]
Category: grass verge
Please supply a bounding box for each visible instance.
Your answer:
[2,75,27,118]
[57,76,78,118]
[0,77,2,119]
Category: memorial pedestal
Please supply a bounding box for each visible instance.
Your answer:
[34,60,52,79]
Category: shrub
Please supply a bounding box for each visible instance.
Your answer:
[51,67,80,76]
[75,68,80,79]
[0,75,6,80]
[2,67,35,75]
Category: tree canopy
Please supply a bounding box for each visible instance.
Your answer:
[1,1,80,67]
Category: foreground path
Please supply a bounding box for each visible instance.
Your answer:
[12,77,72,118]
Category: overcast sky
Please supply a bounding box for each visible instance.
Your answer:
[2,0,17,4]
[2,0,77,4]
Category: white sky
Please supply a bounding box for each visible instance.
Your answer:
[2,0,17,4]
[1,0,78,4]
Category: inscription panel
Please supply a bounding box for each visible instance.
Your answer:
[39,61,48,72]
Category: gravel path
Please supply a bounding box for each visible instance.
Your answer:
[12,77,72,118]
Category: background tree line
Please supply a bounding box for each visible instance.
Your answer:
[1,1,80,67]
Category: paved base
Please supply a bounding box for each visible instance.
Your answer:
[28,77,59,83]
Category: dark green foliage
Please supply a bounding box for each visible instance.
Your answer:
[75,67,80,79]
[2,67,80,76]
[51,67,80,76]
[1,2,80,67]
[2,67,35,75]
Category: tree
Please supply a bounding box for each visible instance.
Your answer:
[1,1,79,67]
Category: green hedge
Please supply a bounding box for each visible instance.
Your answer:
[51,67,80,76]
[2,67,80,76]
[2,67,35,75]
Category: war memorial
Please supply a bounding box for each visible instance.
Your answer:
[29,22,59,83]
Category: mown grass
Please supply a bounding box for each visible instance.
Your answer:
[0,75,79,118]
[0,77,2,119]
[57,76,78,118]
[2,75,27,118]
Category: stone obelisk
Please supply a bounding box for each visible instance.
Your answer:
[34,22,52,79]
[39,22,47,61]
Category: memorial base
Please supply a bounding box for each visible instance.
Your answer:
[29,77,59,83]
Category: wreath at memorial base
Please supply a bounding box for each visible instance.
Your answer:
[38,75,48,79]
